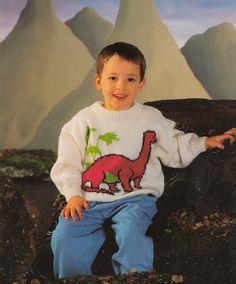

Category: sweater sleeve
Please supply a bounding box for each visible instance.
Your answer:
[50,123,84,202]
[155,115,207,168]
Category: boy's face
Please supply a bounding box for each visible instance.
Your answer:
[94,54,145,111]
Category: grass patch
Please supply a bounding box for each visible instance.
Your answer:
[0,149,56,178]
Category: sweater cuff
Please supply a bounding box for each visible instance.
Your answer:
[191,136,207,156]
[63,186,82,202]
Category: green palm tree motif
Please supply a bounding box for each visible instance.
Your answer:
[84,126,119,169]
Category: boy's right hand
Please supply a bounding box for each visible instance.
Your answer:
[60,196,89,221]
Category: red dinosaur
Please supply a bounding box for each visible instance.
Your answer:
[82,130,157,194]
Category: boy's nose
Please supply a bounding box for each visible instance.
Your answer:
[116,80,125,90]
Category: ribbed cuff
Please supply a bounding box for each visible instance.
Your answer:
[63,186,82,202]
[191,136,207,156]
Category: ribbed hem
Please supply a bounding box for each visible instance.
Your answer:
[84,188,163,203]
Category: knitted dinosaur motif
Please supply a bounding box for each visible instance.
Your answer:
[82,130,157,195]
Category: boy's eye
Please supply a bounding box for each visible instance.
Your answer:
[108,76,117,81]
[128,77,136,82]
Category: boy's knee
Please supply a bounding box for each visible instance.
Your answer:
[51,219,76,250]
[112,221,142,241]
[52,225,68,243]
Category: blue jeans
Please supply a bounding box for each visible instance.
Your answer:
[51,194,157,278]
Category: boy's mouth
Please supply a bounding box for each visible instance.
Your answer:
[113,94,127,99]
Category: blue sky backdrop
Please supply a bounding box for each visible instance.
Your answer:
[0,0,235,47]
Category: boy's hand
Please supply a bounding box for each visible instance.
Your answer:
[61,195,89,221]
[205,128,236,150]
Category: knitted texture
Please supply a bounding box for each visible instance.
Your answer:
[51,102,206,202]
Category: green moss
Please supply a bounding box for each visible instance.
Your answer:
[0,149,57,177]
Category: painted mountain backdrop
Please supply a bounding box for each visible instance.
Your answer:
[0,0,235,150]
[0,0,93,148]
[182,22,236,100]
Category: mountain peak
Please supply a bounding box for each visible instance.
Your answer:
[182,22,236,100]
[207,22,235,33]
[26,0,54,14]
[77,6,101,18]
[17,0,56,24]
[66,6,113,57]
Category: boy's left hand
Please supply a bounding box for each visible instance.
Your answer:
[205,128,236,150]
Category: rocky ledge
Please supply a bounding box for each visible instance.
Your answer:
[0,99,235,284]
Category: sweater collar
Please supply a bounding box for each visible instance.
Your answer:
[91,101,142,120]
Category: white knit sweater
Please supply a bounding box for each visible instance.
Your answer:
[51,101,206,202]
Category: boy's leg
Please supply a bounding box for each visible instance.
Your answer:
[111,195,157,274]
[51,202,105,279]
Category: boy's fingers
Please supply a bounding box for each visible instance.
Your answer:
[60,208,65,218]
[224,128,236,134]
[70,208,78,222]
[224,130,236,139]
[216,143,224,149]
[64,208,71,220]
[229,136,236,143]
[76,207,83,221]
[83,200,89,210]
[60,198,88,222]
[222,134,235,143]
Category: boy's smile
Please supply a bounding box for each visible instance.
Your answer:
[94,54,145,111]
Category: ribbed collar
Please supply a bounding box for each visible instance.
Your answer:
[90,101,142,121]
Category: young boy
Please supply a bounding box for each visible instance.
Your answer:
[51,42,236,279]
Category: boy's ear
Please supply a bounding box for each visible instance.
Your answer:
[94,74,102,90]
[138,78,146,92]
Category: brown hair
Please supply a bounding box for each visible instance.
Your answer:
[96,42,146,81]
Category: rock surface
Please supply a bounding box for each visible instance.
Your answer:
[0,99,235,283]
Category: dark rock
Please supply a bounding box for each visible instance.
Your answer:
[0,150,58,282]
[146,99,236,284]
[145,99,236,136]
[51,271,185,283]
[0,176,38,283]
[154,149,236,283]
[1,99,236,284]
